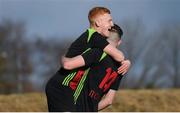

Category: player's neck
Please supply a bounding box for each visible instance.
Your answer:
[107,40,117,47]
[90,26,105,37]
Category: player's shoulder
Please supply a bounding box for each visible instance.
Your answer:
[90,48,103,55]
[79,29,89,38]
[72,29,89,43]
[92,31,106,38]
[107,56,120,67]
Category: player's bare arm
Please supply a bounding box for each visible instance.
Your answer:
[98,89,116,111]
[62,55,85,70]
[103,44,124,62]
[62,54,131,75]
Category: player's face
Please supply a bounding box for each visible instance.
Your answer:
[98,13,114,37]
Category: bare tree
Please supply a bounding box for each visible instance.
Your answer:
[163,24,180,87]
[0,19,33,93]
[119,19,180,89]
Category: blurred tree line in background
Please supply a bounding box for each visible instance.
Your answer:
[0,19,180,94]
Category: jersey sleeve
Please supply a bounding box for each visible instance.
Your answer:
[110,75,123,90]
[81,48,102,67]
[89,33,109,50]
[65,31,88,57]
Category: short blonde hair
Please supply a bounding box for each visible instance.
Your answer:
[88,7,111,26]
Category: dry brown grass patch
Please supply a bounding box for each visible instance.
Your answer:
[0,89,180,112]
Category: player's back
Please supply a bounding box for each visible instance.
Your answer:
[76,51,122,111]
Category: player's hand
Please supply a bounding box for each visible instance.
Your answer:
[117,60,131,75]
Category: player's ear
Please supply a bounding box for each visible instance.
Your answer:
[95,22,99,27]
[117,40,121,46]
[95,20,101,27]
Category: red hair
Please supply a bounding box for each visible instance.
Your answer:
[88,7,111,26]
